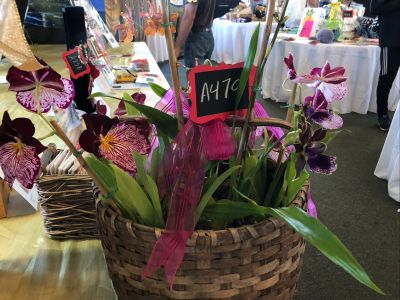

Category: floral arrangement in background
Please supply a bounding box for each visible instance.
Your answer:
[114,4,137,43]
[140,0,178,36]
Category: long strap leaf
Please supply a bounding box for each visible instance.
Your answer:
[203,201,383,295]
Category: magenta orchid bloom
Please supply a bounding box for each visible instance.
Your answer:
[6,59,74,113]
[79,114,151,174]
[0,111,46,189]
[284,53,347,102]
[303,90,343,130]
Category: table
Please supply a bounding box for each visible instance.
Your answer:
[210,21,400,114]
[261,36,400,114]
[146,34,169,62]
[94,42,170,110]
[374,102,400,202]
[211,19,278,64]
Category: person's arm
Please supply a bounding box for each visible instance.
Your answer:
[370,0,400,15]
[174,2,198,58]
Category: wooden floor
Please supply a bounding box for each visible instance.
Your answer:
[0,46,116,300]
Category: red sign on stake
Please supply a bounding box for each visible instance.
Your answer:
[188,63,256,124]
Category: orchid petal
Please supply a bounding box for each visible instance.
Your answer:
[307,153,337,175]
[200,119,236,160]
[6,66,36,92]
[311,111,343,130]
[155,89,190,117]
[318,81,347,102]
[16,78,74,112]
[114,101,127,116]
[307,190,318,218]
[0,142,42,189]
[82,114,119,137]
[98,122,150,174]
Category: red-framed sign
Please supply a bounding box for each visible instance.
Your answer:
[188,63,256,124]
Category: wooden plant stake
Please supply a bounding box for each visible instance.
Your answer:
[161,0,184,129]
[0,179,10,219]
[286,83,298,123]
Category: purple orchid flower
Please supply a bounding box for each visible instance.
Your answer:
[79,114,151,174]
[293,118,337,176]
[303,90,343,130]
[0,111,46,189]
[283,53,347,102]
[6,59,74,113]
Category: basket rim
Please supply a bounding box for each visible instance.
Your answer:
[95,182,309,242]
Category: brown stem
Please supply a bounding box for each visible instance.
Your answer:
[161,0,184,129]
[236,0,276,164]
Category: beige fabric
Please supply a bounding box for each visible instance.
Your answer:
[0,0,43,71]
[105,0,122,34]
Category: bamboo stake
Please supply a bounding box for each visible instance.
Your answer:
[286,83,298,123]
[161,0,184,129]
[236,0,276,164]
[0,179,10,219]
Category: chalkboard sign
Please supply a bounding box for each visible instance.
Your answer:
[62,47,91,79]
[188,63,255,124]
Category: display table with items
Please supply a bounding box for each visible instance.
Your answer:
[261,35,400,114]
[374,102,400,202]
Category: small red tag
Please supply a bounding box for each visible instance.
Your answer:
[62,47,91,79]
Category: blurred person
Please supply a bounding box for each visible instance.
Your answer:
[371,0,400,131]
[174,0,216,68]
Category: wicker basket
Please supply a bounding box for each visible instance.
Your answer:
[95,184,308,300]
[37,175,98,240]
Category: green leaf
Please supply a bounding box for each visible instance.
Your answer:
[203,200,383,295]
[243,155,258,179]
[234,23,260,110]
[195,165,242,223]
[88,92,178,139]
[122,93,141,116]
[322,130,342,145]
[150,148,159,180]
[203,200,266,220]
[149,82,168,98]
[133,152,164,227]
[86,155,157,226]
[270,207,384,295]
[284,169,309,207]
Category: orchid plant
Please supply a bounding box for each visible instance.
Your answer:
[0,3,382,297]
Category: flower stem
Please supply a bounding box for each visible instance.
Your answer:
[236,0,276,164]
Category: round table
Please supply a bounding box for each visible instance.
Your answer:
[211,19,278,64]
[210,21,400,114]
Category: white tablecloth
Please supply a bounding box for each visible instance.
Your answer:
[146,33,169,62]
[210,20,400,114]
[374,102,400,202]
[211,19,278,65]
[261,36,400,114]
